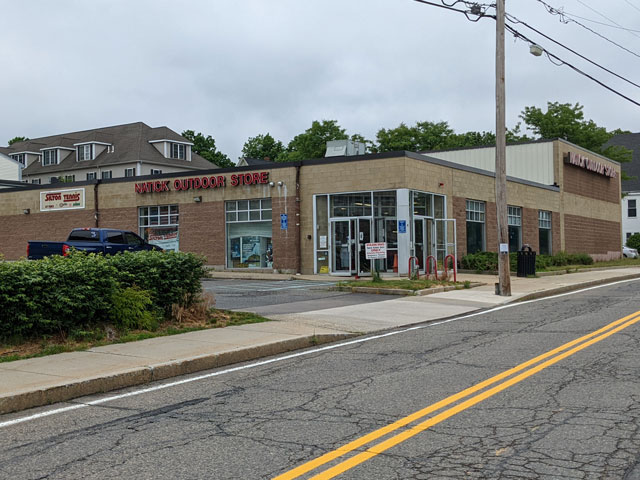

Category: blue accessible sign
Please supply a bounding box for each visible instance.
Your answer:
[280,214,288,230]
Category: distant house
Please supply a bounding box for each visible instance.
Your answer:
[236,157,274,167]
[0,122,216,185]
[0,151,24,183]
[603,132,640,243]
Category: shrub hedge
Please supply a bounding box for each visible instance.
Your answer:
[0,250,206,340]
[460,250,593,272]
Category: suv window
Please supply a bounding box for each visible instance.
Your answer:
[106,232,126,244]
[125,232,144,246]
[67,230,100,242]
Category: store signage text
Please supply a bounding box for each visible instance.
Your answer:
[135,172,269,194]
[40,188,86,211]
[564,152,617,178]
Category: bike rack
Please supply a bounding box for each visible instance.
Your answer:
[408,256,419,279]
[444,254,457,282]
[425,255,438,280]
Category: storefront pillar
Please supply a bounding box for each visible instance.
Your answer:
[397,189,411,276]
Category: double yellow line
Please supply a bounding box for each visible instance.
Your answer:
[274,310,640,480]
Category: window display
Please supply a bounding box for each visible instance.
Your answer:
[226,198,273,268]
[139,205,179,251]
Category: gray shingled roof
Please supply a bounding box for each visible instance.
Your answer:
[0,122,216,175]
[603,133,640,192]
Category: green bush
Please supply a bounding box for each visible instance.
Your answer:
[111,286,158,330]
[627,233,640,250]
[0,250,206,341]
[462,250,593,273]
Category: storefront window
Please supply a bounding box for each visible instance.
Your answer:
[539,210,552,255]
[434,195,445,219]
[330,193,372,217]
[466,200,485,254]
[412,192,431,217]
[508,205,522,253]
[226,199,273,269]
[139,205,179,251]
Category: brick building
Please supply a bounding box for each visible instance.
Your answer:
[0,139,622,275]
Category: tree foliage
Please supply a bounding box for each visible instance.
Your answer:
[276,120,349,162]
[8,136,28,145]
[241,133,285,161]
[181,130,233,168]
[519,102,631,164]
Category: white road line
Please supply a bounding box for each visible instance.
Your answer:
[1,277,639,429]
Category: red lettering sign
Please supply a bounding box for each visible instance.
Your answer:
[135,172,268,193]
[565,152,617,179]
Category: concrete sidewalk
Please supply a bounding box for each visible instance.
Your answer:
[2,267,640,415]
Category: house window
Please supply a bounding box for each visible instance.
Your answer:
[508,205,522,253]
[49,176,58,184]
[125,168,135,177]
[42,149,58,166]
[628,199,637,218]
[31,178,41,185]
[86,172,97,180]
[10,153,25,165]
[64,175,75,183]
[226,199,273,268]
[150,169,162,175]
[538,210,552,256]
[466,200,485,254]
[171,143,186,159]
[139,205,179,251]
[101,170,112,179]
[78,144,93,161]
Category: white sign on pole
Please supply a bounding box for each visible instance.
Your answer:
[365,242,387,259]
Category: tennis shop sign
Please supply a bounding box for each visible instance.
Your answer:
[564,152,617,179]
[134,172,269,194]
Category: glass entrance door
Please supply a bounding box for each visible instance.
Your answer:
[414,218,425,270]
[332,220,351,274]
[331,218,372,275]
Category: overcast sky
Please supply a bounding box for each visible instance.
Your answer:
[1,0,638,161]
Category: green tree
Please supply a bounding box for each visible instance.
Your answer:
[241,133,285,161]
[375,121,454,152]
[627,233,640,250]
[519,102,631,165]
[8,136,28,145]
[276,120,348,162]
[181,130,233,168]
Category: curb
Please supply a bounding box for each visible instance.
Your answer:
[0,332,353,415]
[508,272,640,303]
[330,282,484,296]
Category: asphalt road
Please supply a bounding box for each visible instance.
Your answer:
[203,279,390,315]
[2,280,640,479]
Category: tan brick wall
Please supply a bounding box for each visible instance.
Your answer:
[522,207,539,251]
[552,212,561,254]
[563,164,619,203]
[179,202,225,265]
[452,196,467,258]
[272,195,300,272]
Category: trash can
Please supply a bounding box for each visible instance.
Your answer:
[517,245,536,277]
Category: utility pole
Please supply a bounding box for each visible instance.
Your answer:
[495,0,511,296]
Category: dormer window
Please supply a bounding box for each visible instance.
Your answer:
[78,144,94,161]
[171,143,186,159]
[10,153,25,165]
[42,149,58,166]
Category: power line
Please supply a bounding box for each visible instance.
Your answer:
[574,0,640,38]
[532,0,640,59]
[623,0,640,14]
[411,0,640,108]
[506,13,640,90]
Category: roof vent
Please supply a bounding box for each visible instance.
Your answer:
[325,140,367,157]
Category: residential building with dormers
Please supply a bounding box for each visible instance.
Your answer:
[0,122,216,185]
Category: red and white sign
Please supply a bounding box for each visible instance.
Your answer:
[564,152,617,179]
[134,171,270,194]
[365,242,387,259]
[40,188,86,211]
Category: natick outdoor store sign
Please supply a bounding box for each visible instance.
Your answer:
[134,172,270,194]
[564,152,617,179]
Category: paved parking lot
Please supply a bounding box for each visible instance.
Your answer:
[203,278,390,315]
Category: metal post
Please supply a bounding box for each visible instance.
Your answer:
[495,0,511,296]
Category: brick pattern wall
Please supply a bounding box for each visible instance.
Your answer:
[98,207,138,232]
[552,213,561,254]
[452,196,467,258]
[564,214,621,255]
[563,164,619,204]
[522,207,539,252]
[271,195,300,272]
[485,201,498,252]
[2,210,95,260]
[179,202,226,265]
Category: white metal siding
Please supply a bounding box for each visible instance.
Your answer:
[0,154,21,181]
[425,142,555,185]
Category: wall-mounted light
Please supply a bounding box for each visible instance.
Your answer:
[269,181,275,187]
[277,181,283,186]
[193,196,202,203]
[23,208,30,215]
